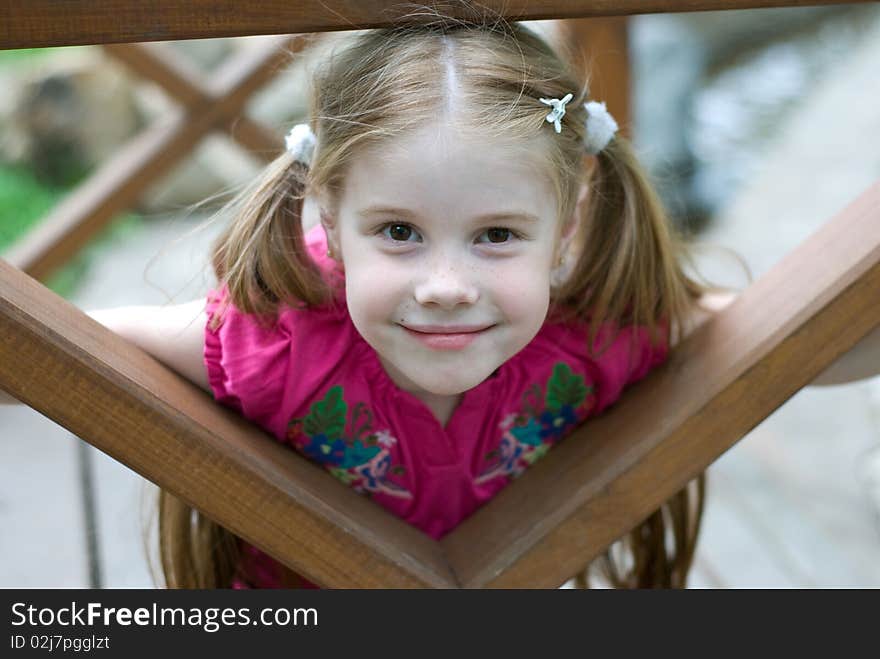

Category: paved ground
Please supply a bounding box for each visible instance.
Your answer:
[1,213,225,587]
[684,11,880,587]
[2,12,879,588]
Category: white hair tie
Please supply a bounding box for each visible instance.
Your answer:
[284,123,316,166]
[582,101,618,155]
[539,94,618,154]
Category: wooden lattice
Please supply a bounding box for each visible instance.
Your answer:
[1,1,878,587]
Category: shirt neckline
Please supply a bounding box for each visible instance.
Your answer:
[360,336,505,434]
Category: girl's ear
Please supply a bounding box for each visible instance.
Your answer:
[319,207,342,260]
[561,212,578,243]
[557,183,587,259]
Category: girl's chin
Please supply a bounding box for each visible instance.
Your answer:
[414,383,470,397]
[377,353,499,395]
[399,370,497,396]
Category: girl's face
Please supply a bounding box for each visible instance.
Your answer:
[323,122,565,398]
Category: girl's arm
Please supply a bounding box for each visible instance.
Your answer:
[0,300,210,406]
[683,291,880,387]
[87,300,211,393]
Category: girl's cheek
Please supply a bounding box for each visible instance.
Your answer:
[355,250,410,277]
[491,260,551,294]
[345,264,410,316]
[495,270,550,319]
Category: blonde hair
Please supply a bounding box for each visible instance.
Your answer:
[161,10,720,589]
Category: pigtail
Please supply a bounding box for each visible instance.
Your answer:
[208,153,333,330]
[158,489,311,588]
[553,135,705,356]
[556,135,710,589]
[151,15,721,590]
[158,491,241,588]
[160,149,333,588]
[574,475,706,588]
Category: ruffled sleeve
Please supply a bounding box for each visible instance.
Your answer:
[203,223,352,431]
[203,285,292,426]
[532,316,670,416]
[585,319,669,414]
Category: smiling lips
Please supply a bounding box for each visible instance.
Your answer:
[401,324,493,350]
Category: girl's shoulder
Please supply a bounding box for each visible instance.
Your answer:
[535,308,667,360]
[512,310,669,410]
[203,225,358,423]
[206,222,347,334]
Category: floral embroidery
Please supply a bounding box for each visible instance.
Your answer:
[475,362,593,484]
[286,385,412,499]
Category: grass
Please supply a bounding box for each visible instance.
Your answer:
[0,46,91,65]
[0,48,52,63]
[0,166,64,245]
[0,164,143,299]
[1,43,155,300]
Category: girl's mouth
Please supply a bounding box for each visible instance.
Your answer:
[400,325,494,351]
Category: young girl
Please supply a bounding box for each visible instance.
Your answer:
[162,17,716,588]
[4,14,876,588]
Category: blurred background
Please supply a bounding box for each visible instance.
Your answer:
[1,3,879,587]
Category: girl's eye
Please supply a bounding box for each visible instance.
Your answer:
[376,223,521,245]
[379,223,420,243]
[479,228,516,244]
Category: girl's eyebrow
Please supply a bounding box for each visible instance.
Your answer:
[356,205,541,223]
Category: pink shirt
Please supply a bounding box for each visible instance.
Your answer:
[204,224,669,587]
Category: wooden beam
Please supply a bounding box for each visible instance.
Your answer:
[2,180,878,587]
[103,42,287,158]
[444,179,880,588]
[4,115,190,281]
[557,17,631,139]
[102,42,208,108]
[0,260,457,588]
[1,1,871,50]
[3,35,302,280]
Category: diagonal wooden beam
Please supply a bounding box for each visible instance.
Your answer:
[102,42,208,107]
[103,41,291,158]
[1,180,878,587]
[0,258,457,588]
[1,1,872,50]
[3,0,878,589]
[444,179,880,588]
[4,35,304,281]
[206,34,315,111]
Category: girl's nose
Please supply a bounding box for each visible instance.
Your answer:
[413,260,479,309]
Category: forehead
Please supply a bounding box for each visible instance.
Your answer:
[338,123,557,220]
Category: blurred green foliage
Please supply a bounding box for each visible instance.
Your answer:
[0,164,142,298]
[1,43,148,299]
[0,165,64,247]
[0,46,90,65]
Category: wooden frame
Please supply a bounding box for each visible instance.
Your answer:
[0,1,872,49]
[2,182,877,587]
[4,35,313,281]
[1,1,879,587]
